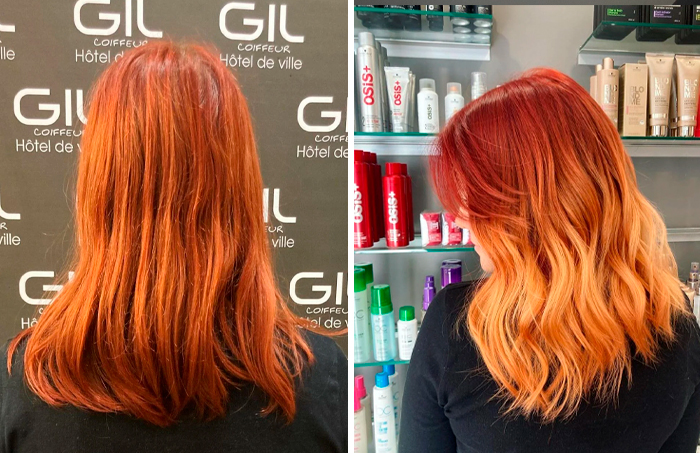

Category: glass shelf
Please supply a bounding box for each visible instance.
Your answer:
[355,131,435,137]
[354,6,492,61]
[579,21,700,65]
[355,132,700,157]
[354,358,410,368]
[355,236,475,255]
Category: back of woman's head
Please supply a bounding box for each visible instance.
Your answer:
[8,41,312,427]
[432,68,688,422]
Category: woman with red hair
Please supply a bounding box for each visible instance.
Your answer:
[400,68,700,452]
[1,42,346,452]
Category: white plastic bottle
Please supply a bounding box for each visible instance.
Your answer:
[471,72,487,101]
[354,390,369,453]
[417,78,440,133]
[444,82,465,123]
[397,306,418,360]
[373,372,397,453]
[354,268,372,363]
[370,285,398,362]
[383,365,401,442]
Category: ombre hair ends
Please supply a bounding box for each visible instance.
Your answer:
[431,68,689,422]
[8,42,313,427]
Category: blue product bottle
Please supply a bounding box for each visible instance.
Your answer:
[371,284,397,362]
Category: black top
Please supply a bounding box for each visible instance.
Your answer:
[399,281,700,453]
[0,331,347,453]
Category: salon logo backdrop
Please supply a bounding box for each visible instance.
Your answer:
[0,0,348,348]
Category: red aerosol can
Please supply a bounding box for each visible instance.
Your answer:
[367,152,385,239]
[354,150,374,249]
[399,163,415,241]
[383,163,410,247]
[362,151,378,243]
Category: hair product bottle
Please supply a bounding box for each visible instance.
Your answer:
[354,375,373,449]
[354,268,372,363]
[445,82,465,122]
[383,365,401,441]
[383,163,410,247]
[597,57,619,127]
[471,72,487,101]
[354,390,368,453]
[422,275,436,322]
[426,5,444,31]
[646,53,674,136]
[674,55,700,137]
[375,41,390,132]
[356,32,382,132]
[354,151,374,249]
[360,152,378,243]
[449,5,470,26]
[371,285,398,361]
[373,372,397,453]
[397,306,418,360]
[417,78,440,132]
[441,263,462,289]
[398,163,414,241]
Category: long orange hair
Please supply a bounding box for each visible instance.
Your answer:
[8,41,313,427]
[432,68,689,422]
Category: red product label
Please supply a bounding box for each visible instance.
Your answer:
[420,212,442,246]
[361,66,375,106]
[442,212,462,246]
[354,162,373,248]
[393,80,402,106]
[383,175,409,247]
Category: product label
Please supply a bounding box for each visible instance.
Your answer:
[361,65,375,106]
[372,314,395,361]
[354,183,364,225]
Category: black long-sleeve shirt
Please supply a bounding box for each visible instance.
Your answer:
[1,331,347,453]
[400,281,700,453]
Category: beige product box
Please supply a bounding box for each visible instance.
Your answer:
[618,63,648,137]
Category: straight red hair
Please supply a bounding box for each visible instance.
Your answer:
[432,68,689,421]
[8,41,313,427]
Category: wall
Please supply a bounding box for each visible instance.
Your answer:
[0,0,348,347]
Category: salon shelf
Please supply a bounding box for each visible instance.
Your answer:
[667,228,700,243]
[354,132,436,156]
[354,6,492,61]
[579,21,700,65]
[354,358,410,368]
[354,236,475,255]
[355,132,700,158]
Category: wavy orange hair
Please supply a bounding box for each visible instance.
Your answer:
[432,68,689,422]
[8,41,313,427]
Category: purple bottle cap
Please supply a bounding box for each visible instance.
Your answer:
[441,264,462,288]
[423,275,436,311]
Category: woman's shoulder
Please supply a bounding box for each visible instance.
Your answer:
[297,329,347,397]
[422,280,480,344]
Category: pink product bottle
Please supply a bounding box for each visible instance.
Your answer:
[398,163,415,242]
[361,151,378,243]
[383,163,410,248]
[354,150,374,249]
[367,152,385,239]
